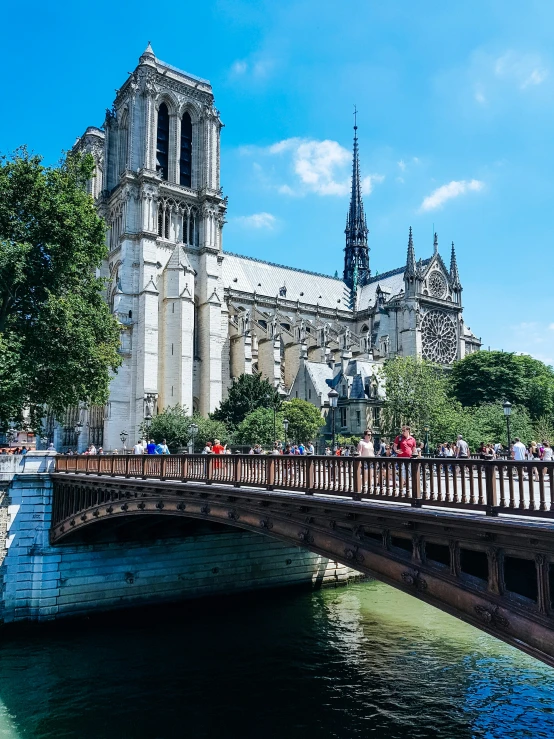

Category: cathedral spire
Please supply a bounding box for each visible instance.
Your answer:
[343,108,370,292]
[433,232,438,255]
[404,226,417,279]
[450,241,461,289]
[140,42,156,64]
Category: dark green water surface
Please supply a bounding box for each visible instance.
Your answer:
[0,580,553,738]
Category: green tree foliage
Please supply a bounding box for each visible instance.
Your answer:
[138,405,230,452]
[457,404,534,450]
[235,407,285,446]
[450,351,554,420]
[212,373,281,430]
[281,398,325,443]
[191,415,231,451]
[532,415,554,444]
[0,148,121,428]
[379,357,461,442]
[138,404,191,451]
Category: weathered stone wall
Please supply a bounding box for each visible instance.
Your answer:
[0,454,359,624]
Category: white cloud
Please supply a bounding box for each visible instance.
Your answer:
[267,137,383,197]
[508,322,554,366]
[420,179,484,212]
[494,51,548,90]
[231,60,248,75]
[549,323,554,331]
[234,212,277,229]
[398,159,406,171]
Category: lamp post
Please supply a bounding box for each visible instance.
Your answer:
[424,424,430,456]
[328,389,338,453]
[120,430,128,453]
[74,421,83,452]
[503,400,512,457]
[40,435,48,449]
[283,418,289,449]
[189,423,198,453]
[144,411,152,436]
[6,428,17,448]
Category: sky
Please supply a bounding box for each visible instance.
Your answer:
[2,0,553,365]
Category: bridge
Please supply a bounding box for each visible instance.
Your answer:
[52,453,554,668]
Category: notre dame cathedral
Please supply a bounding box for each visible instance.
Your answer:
[49,44,481,451]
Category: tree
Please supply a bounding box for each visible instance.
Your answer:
[138,405,191,451]
[0,148,121,429]
[379,357,461,443]
[212,373,281,430]
[281,398,325,443]
[533,415,554,444]
[138,405,231,452]
[458,404,534,450]
[450,351,554,420]
[235,408,285,447]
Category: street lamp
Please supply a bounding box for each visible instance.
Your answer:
[40,435,48,449]
[424,423,430,456]
[189,423,199,453]
[328,388,338,452]
[503,400,512,457]
[6,428,17,448]
[120,430,128,452]
[283,418,289,449]
[74,422,83,451]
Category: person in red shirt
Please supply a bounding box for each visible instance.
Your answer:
[212,439,225,454]
[393,426,417,458]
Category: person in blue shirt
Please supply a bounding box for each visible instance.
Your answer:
[146,439,157,454]
[155,439,170,455]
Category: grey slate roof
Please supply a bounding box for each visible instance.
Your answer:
[222,252,352,310]
[305,362,334,399]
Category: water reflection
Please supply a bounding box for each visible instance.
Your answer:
[0,581,552,738]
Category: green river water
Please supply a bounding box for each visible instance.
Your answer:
[0,580,552,738]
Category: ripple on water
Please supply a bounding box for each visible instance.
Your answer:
[0,581,553,738]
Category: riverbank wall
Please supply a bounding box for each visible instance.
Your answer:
[0,454,360,623]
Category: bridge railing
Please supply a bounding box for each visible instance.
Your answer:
[53,454,554,518]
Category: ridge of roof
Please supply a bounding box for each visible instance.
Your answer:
[223,251,345,282]
[368,257,431,285]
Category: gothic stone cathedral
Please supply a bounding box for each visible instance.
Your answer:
[58,45,481,451]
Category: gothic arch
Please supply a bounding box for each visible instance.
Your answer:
[154,92,179,115]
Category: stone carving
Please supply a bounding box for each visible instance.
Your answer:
[421,310,457,364]
[401,569,427,590]
[474,605,509,629]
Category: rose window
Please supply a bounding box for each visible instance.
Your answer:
[428,271,447,299]
[421,310,457,364]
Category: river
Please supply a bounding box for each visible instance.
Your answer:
[0,580,553,738]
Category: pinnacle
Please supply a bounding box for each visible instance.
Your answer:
[140,42,156,62]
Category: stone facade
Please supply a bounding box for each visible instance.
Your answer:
[49,45,481,450]
[0,454,359,623]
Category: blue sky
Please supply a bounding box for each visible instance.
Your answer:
[2,0,553,364]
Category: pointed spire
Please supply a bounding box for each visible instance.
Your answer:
[433,232,438,255]
[140,41,156,64]
[404,226,417,279]
[343,108,370,291]
[450,241,461,289]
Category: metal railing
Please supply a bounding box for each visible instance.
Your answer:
[53,454,554,519]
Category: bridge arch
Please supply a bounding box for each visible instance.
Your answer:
[51,475,554,668]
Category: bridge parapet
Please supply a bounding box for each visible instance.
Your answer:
[54,454,554,520]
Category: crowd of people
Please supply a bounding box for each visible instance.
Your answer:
[49,432,554,462]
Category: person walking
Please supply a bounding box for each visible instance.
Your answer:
[512,438,527,461]
[455,435,469,459]
[212,439,225,455]
[357,430,374,457]
[133,440,144,455]
[156,439,170,455]
[146,439,157,455]
[393,426,416,458]
[542,441,553,462]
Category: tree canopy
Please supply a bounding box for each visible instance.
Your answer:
[281,398,325,443]
[450,351,554,420]
[235,407,285,446]
[212,373,281,430]
[0,148,121,429]
[139,405,230,452]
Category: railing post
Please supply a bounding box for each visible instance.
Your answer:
[181,454,189,483]
[142,455,147,480]
[485,461,498,516]
[206,455,213,484]
[85,456,90,476]
[353,458,362,501]
[305,457,314,495]
[411,459,422,507]
[125,454,130,479]
[234,455,242,488]
[110,455,115,477]
[160,455,166,481]
[267,456,275,491]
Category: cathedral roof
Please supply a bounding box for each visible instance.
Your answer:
[356,259,431,310]
[222,252,352,311]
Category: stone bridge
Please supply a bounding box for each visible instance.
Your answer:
[50,453,554,668]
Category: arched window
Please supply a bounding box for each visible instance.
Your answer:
[180,112,192,187]
[156,103,169,180]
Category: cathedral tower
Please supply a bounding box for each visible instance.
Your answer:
[343,114,370,292]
